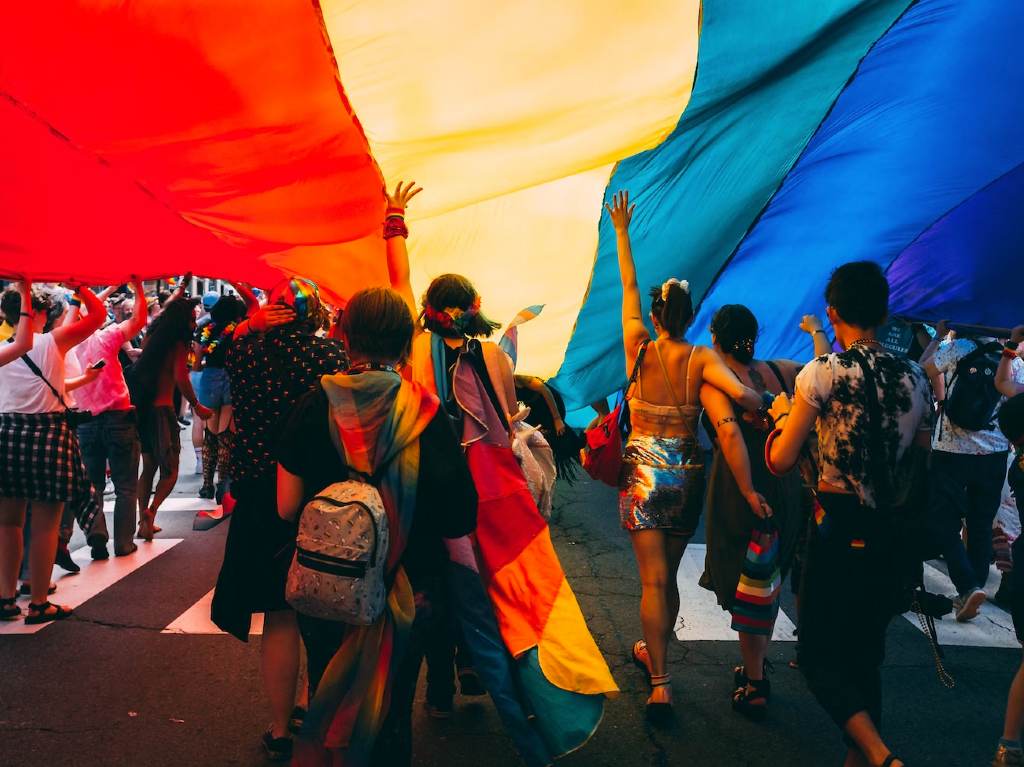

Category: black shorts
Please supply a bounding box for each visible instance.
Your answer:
[138,406,180,474]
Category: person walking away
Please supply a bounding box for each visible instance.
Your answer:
[66,277,148,558]
[607,190,762,722]
[275,287,477,766]
[211,277,341,762]
[699,304,806,721]
[189,291,220,476]
[130,289,211,540]
[768,261,933,767]
[994,392,1024,766]
[922,321,1024,621]
[0,283,105,623]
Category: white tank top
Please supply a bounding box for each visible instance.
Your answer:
[0,333,66,414]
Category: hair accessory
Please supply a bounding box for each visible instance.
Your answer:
[423,295,482,336]
[661,278,690,300]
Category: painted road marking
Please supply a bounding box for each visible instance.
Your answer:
[102,497,218,513]
[163,589,264,635]
[0,539,183,636]
[674,544,797,642]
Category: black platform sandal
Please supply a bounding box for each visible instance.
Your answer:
[733,658,774,691]
[732,677,770,722]
[646,674,673,726]
[24,601,73,625]
[1,597,21,621]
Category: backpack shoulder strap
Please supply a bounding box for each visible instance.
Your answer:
[765,359,789,395]
[625,339,650,401]
[21,352,71,412]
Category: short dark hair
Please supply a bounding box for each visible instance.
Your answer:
[711,304,758,364]
[422,274,500,339]
[0,286,21,322]
[998,393,1024,447]
[210,295,246,326]
[648,283,693,338]
[341,287,414,362]
[825,261,889,329]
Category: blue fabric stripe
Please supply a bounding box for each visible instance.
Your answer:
[692,0,1024,359]
[552,0,913,407]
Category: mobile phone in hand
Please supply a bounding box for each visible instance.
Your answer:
[90,359,107,370]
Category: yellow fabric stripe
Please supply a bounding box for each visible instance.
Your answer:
[320,0,701,376]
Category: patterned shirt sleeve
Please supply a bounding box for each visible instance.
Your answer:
[932,338,972,374]
[794,355,833,410]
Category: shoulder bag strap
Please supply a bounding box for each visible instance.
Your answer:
[764,359,789,395]
[21,352,71,412]
[653,342,697,441]
[849,349,893,507]
[624,339,650,401]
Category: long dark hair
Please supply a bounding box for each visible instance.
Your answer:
[648,283,693,338]
[421,274,500,339]
[710,304,758,364]
[128,300,195,403]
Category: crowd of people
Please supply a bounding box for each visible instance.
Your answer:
[1,183,1022,767]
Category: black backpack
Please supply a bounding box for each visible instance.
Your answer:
[944,341,1003,431]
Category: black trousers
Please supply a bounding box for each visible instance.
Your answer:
[799,493,901,734]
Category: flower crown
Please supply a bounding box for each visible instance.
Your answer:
[423,296,482,335]
[661,278,690,300]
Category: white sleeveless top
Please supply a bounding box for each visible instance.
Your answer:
[0,333,66,414]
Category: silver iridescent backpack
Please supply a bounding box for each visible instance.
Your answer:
[285,478,391,624]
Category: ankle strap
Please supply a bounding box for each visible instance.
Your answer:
[650,673,672,687]
[881,755,899,767]
[28,600,52,611]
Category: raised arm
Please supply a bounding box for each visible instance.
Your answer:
[0,279,34,367]
[701,383,771,517]
[996,326,1024,398]
[233,283,260,315]
[698,346,763,411]
[52,285,105,355]
[174,343,213,420]
[384,181,423,326]
[122,277,149,340]
[162,272,193,309]
[606,190,649,359]
[800,315,832,358]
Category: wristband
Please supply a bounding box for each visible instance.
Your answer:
[1006,340,1020,350]
[813,329,827,336]
[1003,348,1019,359]
[384,217,409,240]
[774,411,789,426]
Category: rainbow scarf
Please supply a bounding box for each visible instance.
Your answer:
[294,371,437,767]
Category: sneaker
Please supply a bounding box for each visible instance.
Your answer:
[262,730,293,762]
[54,544,80,574]
[955,588,987,622]
[994,744,1024,766]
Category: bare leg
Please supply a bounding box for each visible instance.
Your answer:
[844,711,903,766]
[27,502,64,606]
[149,463,179,518]
[263,610,301,740]
[631,530,681,705]
[0,498,28,599]
[1001,655,1024,741]
[138,454,158,517]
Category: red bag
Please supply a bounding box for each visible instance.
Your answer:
[582,341,649,486]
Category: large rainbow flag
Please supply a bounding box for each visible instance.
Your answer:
[2,0,1021,404]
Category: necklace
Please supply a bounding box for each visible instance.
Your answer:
[850,338,883,349]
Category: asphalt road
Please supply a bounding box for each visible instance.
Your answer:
[0,435,1015,766]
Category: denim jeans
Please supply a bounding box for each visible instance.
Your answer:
[929,449,1009,596]
[74,410,141,554]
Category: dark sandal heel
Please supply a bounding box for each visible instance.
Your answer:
[732,677,770,722]
[646,674,674,726]
[1,597,21,621]
[733,658,773,694]
[24,601,73,625]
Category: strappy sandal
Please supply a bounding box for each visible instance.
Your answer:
[733,658,774,691]
[1,597,21,621]
[631,639,652,681]
[732,677,770,722]
[24,601,73,625]
[646,674,674,725]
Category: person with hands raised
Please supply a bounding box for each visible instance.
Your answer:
[607,189,761,724]
[0,283,106,624]
[383,180,423,323]
[0,278,35,366]
[996,325,1024,398]
[801,314,834,358]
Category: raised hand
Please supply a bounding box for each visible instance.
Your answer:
[386,181,423,213]
[799,315,823,335]
[768,392,792,427]
[605,190,635,232]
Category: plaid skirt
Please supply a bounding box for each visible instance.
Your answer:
[0,411,101,530]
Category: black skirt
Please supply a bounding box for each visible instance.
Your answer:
[211,475,298,641]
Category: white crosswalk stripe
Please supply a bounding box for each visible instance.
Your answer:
[163,589,264,636]
[102,497,218,513]
[0,539,182,635]
[901,561,1018,648]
